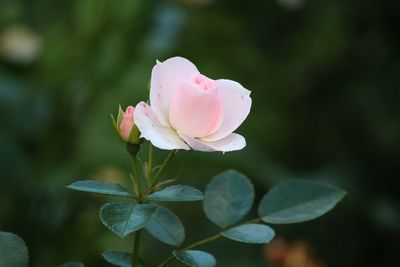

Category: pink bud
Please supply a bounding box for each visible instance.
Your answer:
[119,106,135,141]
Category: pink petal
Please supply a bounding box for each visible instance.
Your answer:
[169,82,223,138]
[179,133,246,152]
[119,106,135,141]
[134,102,190,150]
[202,79,252,141]
[150,57,199,126]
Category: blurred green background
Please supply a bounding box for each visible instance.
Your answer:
[1,0,399,266]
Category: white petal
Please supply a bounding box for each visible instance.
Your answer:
[150,56,199,126]
[179,133,246,152]
[134,102,190,150]
[203,79,252,141]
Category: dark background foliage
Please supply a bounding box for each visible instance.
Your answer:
[0,0,399,266]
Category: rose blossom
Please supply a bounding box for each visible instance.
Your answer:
[134,57,252,152]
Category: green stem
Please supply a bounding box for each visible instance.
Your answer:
[126,145,143,266]
[152,150,176,186]
[129,152,143,266]
[146,143,153,187]
[240,217,261,225]
[132,230,142,267]
[130,153,142,198]
[184,233,221,250]
[157,255,173,267]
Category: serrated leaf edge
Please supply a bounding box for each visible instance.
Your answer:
[146,185,204,202]
[99,202,158,238]
[66,180,134,198]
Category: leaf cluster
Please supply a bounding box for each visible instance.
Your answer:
[65,169,345,267]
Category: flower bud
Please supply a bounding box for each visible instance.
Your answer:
[120,106,135,141]
[113,105,141,145]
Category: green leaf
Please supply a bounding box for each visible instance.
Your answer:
[102,250,145,267]
[222,224,275,244]
[99,202,158,237]
[258,180,346,224]
[66,180,133,198]
[145,206,185,246]
[0,231,28,267]
[102,251,130,267]
[173,250,216,267]
[145,185,203,202]
[57,263,85,267]
[203,170,254,228]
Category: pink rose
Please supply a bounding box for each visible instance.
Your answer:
[119,106,136,141]
[134,57,252,152]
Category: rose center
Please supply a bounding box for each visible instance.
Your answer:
[169,81,222,138]
[193,74,217,91]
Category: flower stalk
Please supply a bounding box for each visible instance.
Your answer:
[152,150,177,186]
[146,143,153,187]
[129,151,142,198]
[127,144,143,266]
[132,230,142,267]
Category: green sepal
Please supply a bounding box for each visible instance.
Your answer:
[111,114,122,140]
[127,124,142,145]
[117,104,124,128]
